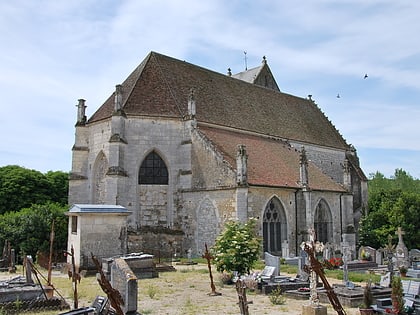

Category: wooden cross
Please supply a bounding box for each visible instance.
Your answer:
[202,243,221,296]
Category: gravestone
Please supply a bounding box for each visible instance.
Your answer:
[395,227,409,268]
[260,266,276,282]
[264,252,280,276]
[298,250,309,281]
[376,250,384,265]
[359,246,376,262]
[341,243,351,285]
[111,258,138,314]
[342,233,356,260]
[410,249,420,264]
[323,243,334,260]
[282,241,289,258]
[380,272,391,288]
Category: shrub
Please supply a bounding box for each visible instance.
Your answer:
[269,287,286,305]
[211,218,261,275]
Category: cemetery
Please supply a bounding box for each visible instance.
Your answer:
[1,225,420,314]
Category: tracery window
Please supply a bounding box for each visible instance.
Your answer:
[139,151,168,185]
[263,197,287,255]
[314,199,333,244]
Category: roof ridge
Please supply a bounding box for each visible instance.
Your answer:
[150,52,185,118]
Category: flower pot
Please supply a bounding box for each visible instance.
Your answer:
[359,308,374,315]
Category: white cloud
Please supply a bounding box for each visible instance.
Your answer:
[0,0,419,176]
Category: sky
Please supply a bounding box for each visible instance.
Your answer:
[0,1,419,179]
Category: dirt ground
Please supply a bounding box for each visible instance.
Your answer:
[1,264,363,315]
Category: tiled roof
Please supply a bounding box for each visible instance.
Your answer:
[88,51,348,150]
[232,65,262,83]
[197,125,346,192]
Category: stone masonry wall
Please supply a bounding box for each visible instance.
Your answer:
[290,141,346,185]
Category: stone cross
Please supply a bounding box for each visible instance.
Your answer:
[202,243,221,296]
[342,243,350,285]
[396,227,405,240]
[395,227,409,268]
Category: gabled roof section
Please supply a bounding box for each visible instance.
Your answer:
[232,56,280,91]
[197,125,346,192]
[88,51,348,150]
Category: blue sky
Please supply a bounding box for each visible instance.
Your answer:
[0,1,419,179]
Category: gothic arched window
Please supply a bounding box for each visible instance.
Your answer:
[139,151,168,185]
[263,197,287,255]
[314,199,333,244]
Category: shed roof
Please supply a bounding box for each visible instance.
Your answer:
[68,204,130,214]
[198,125,346,192]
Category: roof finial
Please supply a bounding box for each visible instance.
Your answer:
[227,68,232,76]
[244,51,248,70]
[262,55,267,64]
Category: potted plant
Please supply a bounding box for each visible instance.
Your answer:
[359,280,374,315]
[399,265,408,277]
[391,276,405,314]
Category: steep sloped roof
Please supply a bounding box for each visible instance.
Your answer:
[197,125,346,192]
[232,65,262,83]
[88,51,348,150]
[232,58,280,91]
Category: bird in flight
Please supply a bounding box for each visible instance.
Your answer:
[364,74,368,79]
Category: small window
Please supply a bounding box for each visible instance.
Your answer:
[139,151,168,184]
[71,216,78,234]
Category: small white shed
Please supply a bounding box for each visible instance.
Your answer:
[66,204,131,270]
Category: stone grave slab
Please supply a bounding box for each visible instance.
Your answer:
[264,252,280,276]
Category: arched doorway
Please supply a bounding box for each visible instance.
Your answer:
[314,199,333,244]
[263,197,287,255]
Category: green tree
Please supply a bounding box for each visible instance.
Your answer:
[0,165,68,214]
[211,218,261,275]
[0,202,68,261]
[359,169,420,249]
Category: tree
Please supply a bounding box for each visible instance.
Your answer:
[211,218,261,275]
[0,202,68,261]
[0,165,68,214]
[359,169,420,249]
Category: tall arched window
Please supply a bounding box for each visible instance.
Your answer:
[263,197,287,255]
[139,151,168,184]
[314,199,333,244]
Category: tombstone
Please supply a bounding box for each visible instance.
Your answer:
[260,266,276,282]
[409,249,420,265]
[111,258,138,314]
[380,272,391,288]
[25,255,34,284]
[395,227,409,268]
[281,240,289,258]
[323,243,333,260]
[407,251,420,278]
[341,243,351,285]
[376,250,384,265]
[298,250,309,281]
[264,252,280,277]
[342,233,356,260]
[187,248,192,263]
[359,246,376,262]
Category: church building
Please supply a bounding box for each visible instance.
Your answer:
[69,51,367,264]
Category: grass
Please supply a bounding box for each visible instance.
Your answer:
[1,260,383,314]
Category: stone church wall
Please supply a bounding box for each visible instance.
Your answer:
[180,189,237,257]
[309,191,344,247]
[248,187,298,256]
[190,129,236,189]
